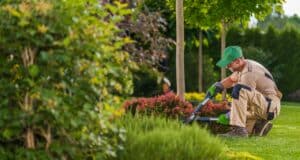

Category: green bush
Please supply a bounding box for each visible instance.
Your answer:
[0,0,133,159]
[116,115,226,160]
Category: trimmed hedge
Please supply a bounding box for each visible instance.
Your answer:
[116,115,227,160]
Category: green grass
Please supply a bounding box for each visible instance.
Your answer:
[223,102,300,160]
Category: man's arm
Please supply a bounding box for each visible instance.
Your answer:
[220,72,239,89]
[220,76,236,89]
[207,72,238,97]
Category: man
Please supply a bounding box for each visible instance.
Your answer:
[162,77,173,95]
[208,46,282,137]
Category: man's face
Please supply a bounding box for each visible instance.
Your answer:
[227,58,242,72]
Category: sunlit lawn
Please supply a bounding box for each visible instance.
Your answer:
[223,102,300,160]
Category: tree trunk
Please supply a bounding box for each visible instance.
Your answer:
[221,20,227,99]
[198,30,203,92]
[176,0,185,99]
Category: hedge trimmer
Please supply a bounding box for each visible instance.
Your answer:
[184,82,228,125]
[183,95,229,125]
[184,94,212,124]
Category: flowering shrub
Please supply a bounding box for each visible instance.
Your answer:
[123,92,193,118]
[215,93,233,102]
[185,92,232,103]
[184,92,206,102]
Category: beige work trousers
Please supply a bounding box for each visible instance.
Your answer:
[230,88,281,133]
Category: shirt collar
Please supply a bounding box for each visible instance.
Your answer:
[240,59,249,74]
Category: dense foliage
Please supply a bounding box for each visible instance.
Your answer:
[257,14,300,31]
[0,0,134,159]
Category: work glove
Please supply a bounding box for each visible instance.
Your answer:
[207,82,224,98]
[217,112,230,125]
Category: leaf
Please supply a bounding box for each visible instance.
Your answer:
[63,37,71,46]
[25,78,35,87]
[2,129,13,139]
[105,4,118,14]
[29,65,40,78]
[40,51,49,61]
[18,18,30,27]
[119,8,131,16]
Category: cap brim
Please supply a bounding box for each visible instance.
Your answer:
[216,59,231,68]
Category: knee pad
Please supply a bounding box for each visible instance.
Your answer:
[232,84,251,99]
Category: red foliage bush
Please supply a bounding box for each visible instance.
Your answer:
[123,92,193,118]
[123,92,230,119]
[199,100,230,117]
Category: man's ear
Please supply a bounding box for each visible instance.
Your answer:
[237,58,242,64]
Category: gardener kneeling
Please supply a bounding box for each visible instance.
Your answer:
[208,46,282,137]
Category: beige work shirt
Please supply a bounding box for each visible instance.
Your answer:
[229,59,278,98]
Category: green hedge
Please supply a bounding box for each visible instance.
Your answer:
[116,115,226,160]
[227,26,300,99]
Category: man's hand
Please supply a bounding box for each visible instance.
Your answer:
[217,113,229,125]
[207,82,224,97]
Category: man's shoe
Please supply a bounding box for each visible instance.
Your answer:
[261,122,273,136]
[219,126,248,138]
[252,120,273,136]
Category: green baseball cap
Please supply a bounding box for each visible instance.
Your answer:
[216,46,243,68]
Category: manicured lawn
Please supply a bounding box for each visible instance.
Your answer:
[223,102,300,160]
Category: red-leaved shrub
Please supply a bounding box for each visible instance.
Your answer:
[199,100,230,117]
[123,92,193,118]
